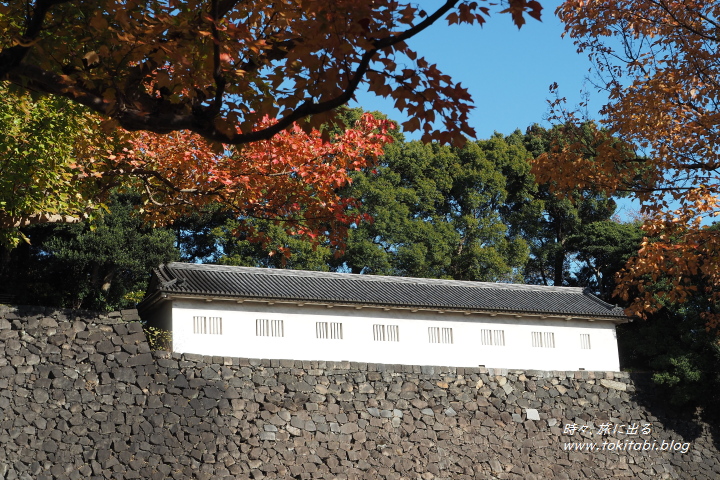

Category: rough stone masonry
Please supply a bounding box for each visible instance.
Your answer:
[0,304,718,480]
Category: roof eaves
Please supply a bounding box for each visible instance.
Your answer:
[153,289,629,322]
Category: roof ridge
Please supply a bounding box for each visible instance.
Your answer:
[582,288,623,312]
[164,262,585,293]
[155,265,174,283]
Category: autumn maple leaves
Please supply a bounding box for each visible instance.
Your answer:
[544,1,720,327]
[108,114,395,257]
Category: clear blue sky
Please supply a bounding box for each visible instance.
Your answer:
[350,1,606,140]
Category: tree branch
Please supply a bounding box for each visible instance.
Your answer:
[198,0,462,144]
[210,0,227,117]
[0,0,71,78]
[2,0,463,144]
[0,213,81,229]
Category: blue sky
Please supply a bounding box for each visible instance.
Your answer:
[350,1,606,140]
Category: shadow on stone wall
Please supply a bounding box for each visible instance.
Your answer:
[625,372,720,453]
[0,304,718,480]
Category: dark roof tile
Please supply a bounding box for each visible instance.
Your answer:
[141,263,627,320]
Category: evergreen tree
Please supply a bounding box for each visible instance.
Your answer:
[0,192,179,311]
[518,124,628,288]
[335,134,535,280]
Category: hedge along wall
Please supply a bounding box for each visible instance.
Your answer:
[0,305,718,480]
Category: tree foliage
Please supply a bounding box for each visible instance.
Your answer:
[0,86,394,252]
[110,113,394,254]
[338,135,533,280]
[208,130,536,282]
[519,124,635,292]
[0,84,116,246]
[0,102,392,306]
[618,287,720,415]
[548,1,720,327]
[212,219,334,271]
[567,220,644,300]
[0,192,178,311]
[0,0,541,146]
[182,123,639,287]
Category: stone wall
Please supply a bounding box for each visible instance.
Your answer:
[0,305,718,480]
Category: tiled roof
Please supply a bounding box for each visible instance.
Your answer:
[140,263,627,320]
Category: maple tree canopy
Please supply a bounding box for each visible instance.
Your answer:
[540,1,720,328]
[111,113,396,254]
[0,86,119,247]
[0,0,541,145]
[0,86,395,250]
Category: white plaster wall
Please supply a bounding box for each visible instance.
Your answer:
[169,299,621,371]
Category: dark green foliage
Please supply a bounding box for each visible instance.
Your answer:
[0,192,179,311]
[517,124,629,288]
[169,208,236,263]
[567,220,644,299]
[619,305,720,417]
[214,220,333,271]
[335,135,533,281]
[189,122,640,290]
[206,130,535,282]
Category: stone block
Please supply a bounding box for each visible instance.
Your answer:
[126,353,155,367]
[599,379,627,391]
[525,409,540,421]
